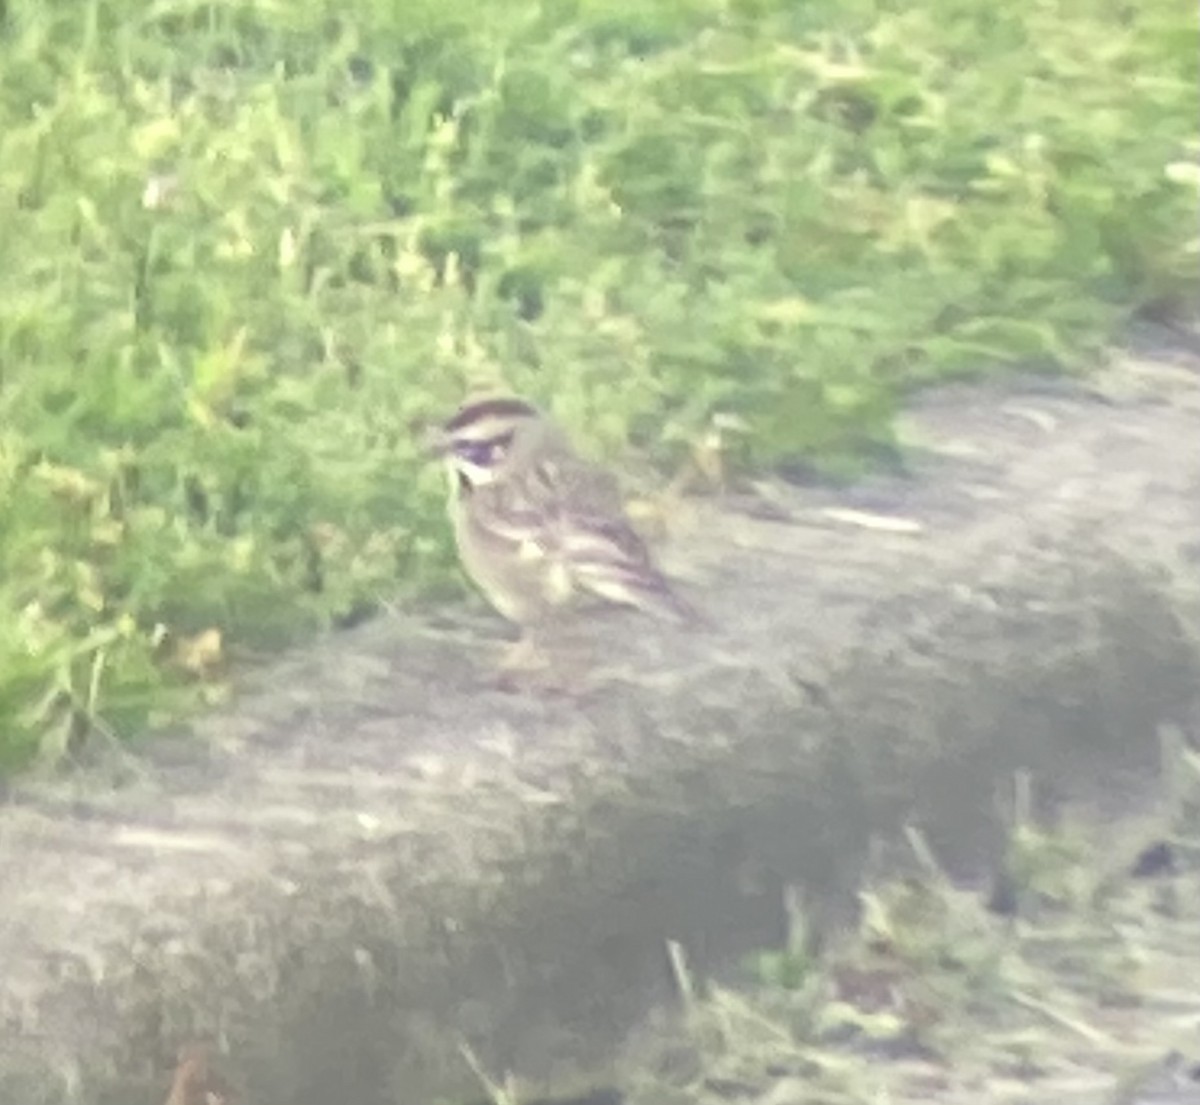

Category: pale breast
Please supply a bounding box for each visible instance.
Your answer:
[452,497,575,625]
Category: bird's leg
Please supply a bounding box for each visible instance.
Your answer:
[492,628,602,697]
[499,631,548,672]
[490,630,552,693]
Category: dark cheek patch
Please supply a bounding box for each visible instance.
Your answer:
[454,432,514,468]
[457,442,492,466]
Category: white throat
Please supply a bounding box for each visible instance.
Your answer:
[446,457,499,491]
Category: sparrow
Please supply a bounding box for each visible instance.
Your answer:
[428,394,701,668]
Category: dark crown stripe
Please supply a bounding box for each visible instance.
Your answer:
[443,396,538,433]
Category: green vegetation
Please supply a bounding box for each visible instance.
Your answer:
[1,0,1196,768]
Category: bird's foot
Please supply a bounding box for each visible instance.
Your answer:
[498,635,549,672]
[491,635,556,693]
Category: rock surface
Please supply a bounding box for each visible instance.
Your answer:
[1,329,1199,1105]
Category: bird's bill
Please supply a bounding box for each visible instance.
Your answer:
[421,424,454,459]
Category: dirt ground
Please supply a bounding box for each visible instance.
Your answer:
[1,321,1199,1105]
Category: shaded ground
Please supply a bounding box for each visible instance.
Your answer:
[619,745,1200,1105]
[1,324,1199,1104]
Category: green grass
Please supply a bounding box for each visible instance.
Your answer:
[1,0,1196,769]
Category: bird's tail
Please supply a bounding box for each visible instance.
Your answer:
[645,574,708,628]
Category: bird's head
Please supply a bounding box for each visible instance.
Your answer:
[429,395,546,491]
